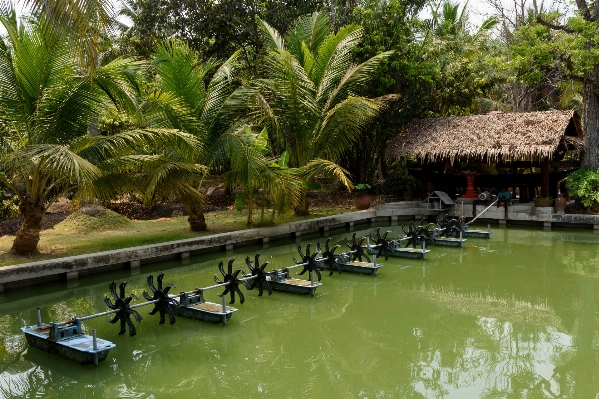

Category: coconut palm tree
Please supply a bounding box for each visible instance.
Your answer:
[249,12,394,214]
[143,39,303,230]
[136,39,243,230]
[0,8,203,254]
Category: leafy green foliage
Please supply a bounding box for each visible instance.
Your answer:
[0,194,19,218]
[116,0,323,66]
[565,169,599,207]
[343,0,502,183]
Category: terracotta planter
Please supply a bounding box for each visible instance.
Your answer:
[533,199,555,208]
[554,194,567,215]
[402,190,413,201]
[354,193,371,210]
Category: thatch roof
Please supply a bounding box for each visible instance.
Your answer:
[387,110,583,162]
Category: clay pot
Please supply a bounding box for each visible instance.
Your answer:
[402,190,413,201]
[354,193,371,210]
[533,198,555,208]
[554,194,567,215]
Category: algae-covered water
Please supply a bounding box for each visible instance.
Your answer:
[1,224,599,398]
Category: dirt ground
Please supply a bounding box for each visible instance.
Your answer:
[0,191,385,237]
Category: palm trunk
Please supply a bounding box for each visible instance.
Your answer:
[186,200,207,232]
[12,198,44,255]
[582,69,599,169]
[294,189,309,216]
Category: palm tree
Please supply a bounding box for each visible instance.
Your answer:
[249,12,394,214]
[429,0,499,39]
[213,126,303,226]
[144,39,304,230]
[137,39,244,231]
[0,9,202,254]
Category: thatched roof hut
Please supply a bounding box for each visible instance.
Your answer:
[387,110,583,163]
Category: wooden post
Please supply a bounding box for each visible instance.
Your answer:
[549,175,559,199]
[421,156,428,200]
[541,157,550,197]
[519,185,529,203]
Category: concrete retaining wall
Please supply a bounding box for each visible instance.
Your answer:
[3,199,599,292]
[0,210,376,292]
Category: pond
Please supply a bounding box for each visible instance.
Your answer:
[1,223,599,398]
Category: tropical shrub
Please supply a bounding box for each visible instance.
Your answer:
[564,169,599,207]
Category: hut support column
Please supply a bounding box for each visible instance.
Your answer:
[541,157,550,198]
[421,157,428,200]
[519,186,529,203]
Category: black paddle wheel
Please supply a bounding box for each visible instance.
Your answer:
[293,243,323,281]
[344,233,371,262]
[142,273,179,325]
[369,227,393,260]
[244,254,273,296]
[402,221,437,247]
[317,238,342,275]
[402,222,424,248]
[104,281,142,336]
[214,259,251,304]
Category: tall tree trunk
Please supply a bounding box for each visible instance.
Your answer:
[186,200,206,232]
[582,70,599,169]
[12,198,44,255]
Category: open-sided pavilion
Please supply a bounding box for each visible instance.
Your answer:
[386,110,584,201]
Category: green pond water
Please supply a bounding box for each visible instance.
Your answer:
[1,224,599,398]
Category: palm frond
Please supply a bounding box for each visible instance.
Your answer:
[152,39,212,113]
[314,27,364,105]
[23,0,116,74]
[311,24,361,89]
[323,50,394,110]
[1,143,101,197]
[33,76,103,144]
[256,16,286,51]
[298,158,353,191]
[201,51,240,133]
[285,12,331,60]
[94,57,146,114]
[71,128,203,163]
[142,90,202,135]
[312,96,383,161]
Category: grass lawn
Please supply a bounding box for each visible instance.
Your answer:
[0,207,354,267]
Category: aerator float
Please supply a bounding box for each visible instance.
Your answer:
[366,225,430,259]
[436,213,491,240]
[21,267,250,366]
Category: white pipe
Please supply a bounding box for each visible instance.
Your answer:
[468,199,499,224]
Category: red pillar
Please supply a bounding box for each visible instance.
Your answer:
[541,157,550,197]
